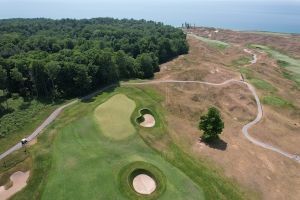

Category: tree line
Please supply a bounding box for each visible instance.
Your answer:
[0,18,188,108]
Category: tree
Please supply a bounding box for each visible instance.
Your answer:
[199,107,224,142]
[45,61,61,98]
[0,66,7,90]
[0,65,8,109]
[136,53,154,78]
[30,60,49,97]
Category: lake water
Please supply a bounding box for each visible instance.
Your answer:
[1,0,300,33]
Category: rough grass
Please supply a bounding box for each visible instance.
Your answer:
[191,34,230,50]
[249,79,276,92]
[231,56,252,67]
[239,67,254,79]
[94,94,136,140]
[0,96,58,153]
[262,96,293,107]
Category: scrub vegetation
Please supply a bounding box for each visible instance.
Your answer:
[0,95,58,152]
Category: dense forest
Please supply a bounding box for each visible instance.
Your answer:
[0,18,188,107]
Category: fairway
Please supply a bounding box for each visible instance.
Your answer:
[249,44,300,85]
[191,34,230,49]
[39,90,205,200]
[9,87,249,200]
[94,94,136,140]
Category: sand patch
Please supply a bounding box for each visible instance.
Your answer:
[140,114,155,128]
[0,171,30,200]
[28,138,37,146]
[132,174,156,195]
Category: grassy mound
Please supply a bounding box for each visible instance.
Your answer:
[94,94,136,140]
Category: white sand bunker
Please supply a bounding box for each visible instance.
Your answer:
[140,114,155,128]
[0,171,30,200]
[132,174,156,195]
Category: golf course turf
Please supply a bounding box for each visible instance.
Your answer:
[94,94,136,140]
[8,86,250,200]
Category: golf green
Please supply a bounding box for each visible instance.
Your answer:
[94,94,136,140]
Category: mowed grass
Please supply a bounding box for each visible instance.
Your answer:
[249,44,300,87]
[191,34,230,50]
[9,86,251,200]
[29,88,204,200]
[94,94,136,140]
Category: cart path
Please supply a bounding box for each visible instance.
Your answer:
[0,85,115,160]
[123,79,300,163]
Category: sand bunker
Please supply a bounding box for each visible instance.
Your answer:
[140,114,155,128]
[132,174,156,195]
[0,171,30,200]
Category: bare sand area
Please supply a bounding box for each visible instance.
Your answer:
[132,174,156,195]
[140,114,155,128]
[0,171,30,200]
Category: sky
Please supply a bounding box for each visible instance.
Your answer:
[0,0,300,32]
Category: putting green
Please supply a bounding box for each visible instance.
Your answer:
[94,94,136,140]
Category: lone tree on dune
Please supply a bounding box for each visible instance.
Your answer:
[199,107,224,142]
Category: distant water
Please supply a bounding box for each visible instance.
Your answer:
[1,0,300,33]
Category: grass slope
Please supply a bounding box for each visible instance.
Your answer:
[94,94,136,140]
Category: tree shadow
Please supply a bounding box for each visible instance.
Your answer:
[200,137,228,151]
